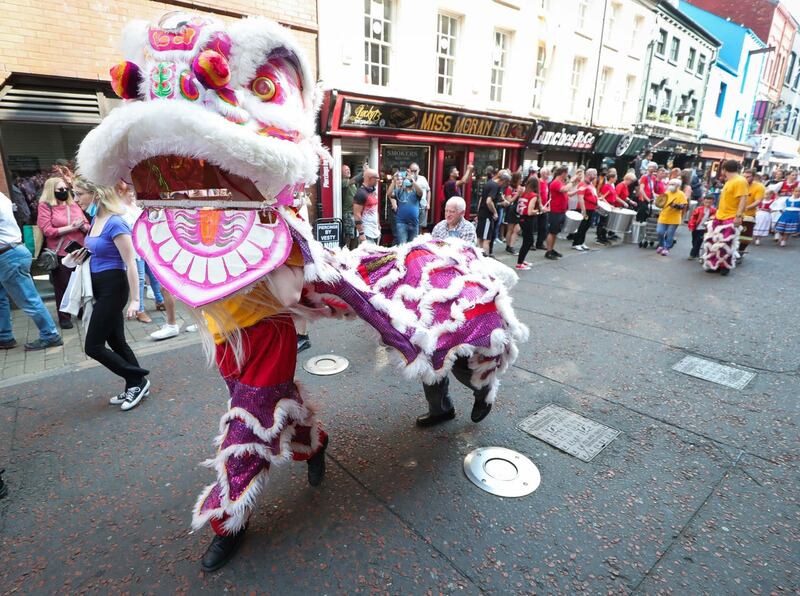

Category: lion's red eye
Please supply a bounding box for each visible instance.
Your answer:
[252,76,276,100]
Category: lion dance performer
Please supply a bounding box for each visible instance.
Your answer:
[702,159,749,276]
[78,12,527,572]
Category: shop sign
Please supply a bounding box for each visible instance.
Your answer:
[314,218,341,249]
[527,121,599,152]
[339,99,532,141]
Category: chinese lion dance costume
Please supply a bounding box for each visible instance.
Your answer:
[77,12,527,571]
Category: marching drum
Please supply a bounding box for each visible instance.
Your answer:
[563,211,583,235]
[596,200,613,216]
[607,208,636,234]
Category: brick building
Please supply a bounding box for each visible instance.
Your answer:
[0,0,318,214]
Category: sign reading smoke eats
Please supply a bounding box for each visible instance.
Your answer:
[527,121,600,152]
[339,99,532,142]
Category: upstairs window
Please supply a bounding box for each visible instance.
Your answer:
[669,37,680,63]
[490,30,509,102]
[364,0,393,86]
[698,54,707,76]
[655,29,667,57]
[715,82,727,117]
[687,48,696,71]
[570,56,587,115]
[436,13,458,96]
[532,44,547,110]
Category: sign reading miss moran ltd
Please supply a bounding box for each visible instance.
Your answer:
[527,121,600,152]
[339,99,532,141]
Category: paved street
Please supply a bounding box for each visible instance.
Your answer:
[1,230,798,594]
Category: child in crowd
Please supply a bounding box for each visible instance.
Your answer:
[752,189,775,245]
[687,195,716,260]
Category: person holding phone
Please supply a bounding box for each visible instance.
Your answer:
[36,177,89,329]
[71,177,151,411]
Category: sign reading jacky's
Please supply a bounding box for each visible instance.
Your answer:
[339,99,532,141]
[527,121,599,152]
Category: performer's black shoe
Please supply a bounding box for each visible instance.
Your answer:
[307,435,328,487]
[297,335,311,353]
[0,469,7,500]
[201,527,247,573]
[471,400,492,423]
[416,408,456,427]
[720,268,730,276]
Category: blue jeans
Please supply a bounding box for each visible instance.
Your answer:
[136,259,163,311]
[0,245,59,342]
[395,218,419,244]
[656,223,678,249]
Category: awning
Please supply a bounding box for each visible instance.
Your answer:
[700,148,747,160]
[593,132,649,157]
[768,155,800,167]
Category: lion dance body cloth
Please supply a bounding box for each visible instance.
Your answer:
[77,12,527,541]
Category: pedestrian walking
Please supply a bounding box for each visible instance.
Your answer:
[515,176,541,270]
[655,178,688,256]
[0,192,63,351]
[503,171,523,255]
[36,176,89,329]
[71,178,150,410]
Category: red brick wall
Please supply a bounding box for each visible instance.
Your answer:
[686,0,776,42]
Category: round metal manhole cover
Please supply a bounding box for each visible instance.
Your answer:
[303,354,349,376]
[463,447,540,497]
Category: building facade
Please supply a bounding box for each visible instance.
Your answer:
[636,0,720,168]
[0,0,318,210]
[679,1,767,173]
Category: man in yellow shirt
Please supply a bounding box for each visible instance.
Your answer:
[740,169,765,256]
[702,160,749,275]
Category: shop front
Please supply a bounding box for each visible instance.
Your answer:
[319,91,533,235]
[635,123,701,170]
[698,137,753,180]
[0,74,119,226]
[523,120,601,173]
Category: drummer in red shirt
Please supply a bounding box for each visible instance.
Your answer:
[637,162,662,222]
[570,168,597,251]
[545,166,581,260]
[598,169,626,242]
[615,172,639,210]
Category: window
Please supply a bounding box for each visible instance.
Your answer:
[607,3,620,38]
[697,54,707,75]
[630,16,644,53]
[436,13,458,96]
[794,63,800,89]
[669,37,680,62]
[577,0,589,31]
[793,108,799,136]
[647,83,659,118]
[364,0,393,86]
[490,30,509,102]
[690,98,698,118]
[687,48,696,71]
[597,67,612,115]
[662,88,672,114]
[655,29,667,56]
[621,74,636,118]
[715,82,727,117]
[532,44,547,110]
[570,56,586,115]
[786,52,796,86]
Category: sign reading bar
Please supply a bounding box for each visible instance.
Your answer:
[527,121,600,152]
[339,99,532,141]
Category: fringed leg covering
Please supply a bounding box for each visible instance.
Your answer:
[702,218,739,271]
[192,315,326,536]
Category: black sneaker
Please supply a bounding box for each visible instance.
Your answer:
[201,527,247,572]
[0,339,17,350]
[553,250,563,258]
[0,468,7,500]
[545,251,558,260]
[24,336,63,351]
[59,319,73,330]
[121,378,151,411]
[297,335,311,353]
[505,246,517,255]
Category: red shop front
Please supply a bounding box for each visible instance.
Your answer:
[318,90,533,233]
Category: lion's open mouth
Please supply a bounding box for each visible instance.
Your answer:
[130,155,267,205]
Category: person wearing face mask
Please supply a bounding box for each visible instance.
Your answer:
[388,168,424,244]
[36,177,90,329]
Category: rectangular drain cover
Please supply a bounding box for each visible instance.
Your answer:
[518,404,620,462]
[672,356,755,390]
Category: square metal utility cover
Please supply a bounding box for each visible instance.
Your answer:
[672,356,755,390]
[518,404,620,462]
